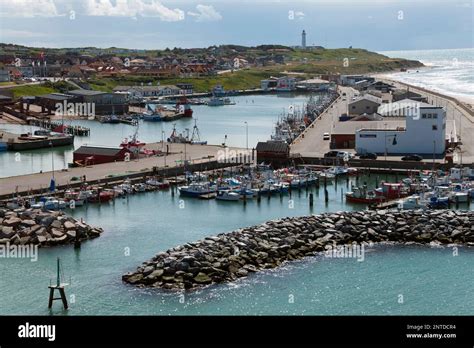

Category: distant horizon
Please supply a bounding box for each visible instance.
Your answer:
[0,0,471,51]
[0,42,472,53]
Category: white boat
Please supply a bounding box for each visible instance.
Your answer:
[207,96,235,106]
[133,183,147,192]
[216,190,240,201]
[319,172,336,180]
[326,166,348,176]
[43,197,67,210]
[178,183,216,197]
[397,195,427,210]
[449,191,469,203]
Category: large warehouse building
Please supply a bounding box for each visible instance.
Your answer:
[355,102,447,155]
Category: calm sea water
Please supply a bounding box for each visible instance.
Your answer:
[0,94,308,178]
[380,48,474,100]
[1,50,474,315]
[0,175,473,315]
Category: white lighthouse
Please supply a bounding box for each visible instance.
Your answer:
[301,30,307,49]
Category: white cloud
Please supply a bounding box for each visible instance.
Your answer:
[187,4,222,22]
[0,0,59,18]
[84,0,185,21]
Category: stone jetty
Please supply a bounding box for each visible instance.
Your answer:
[0,207,103,246]
[123,210,474,291]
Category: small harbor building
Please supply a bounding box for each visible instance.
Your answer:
[256,141,290,166]
[348,95,382,115]
[261,77,297,92]
[73,146,131,165]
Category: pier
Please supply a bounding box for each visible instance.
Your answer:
[0,130,74,151]
[0,143,250,200]
[28,118,90,136]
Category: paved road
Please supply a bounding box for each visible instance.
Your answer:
[383,79,474,164]
[0,143,249,196]
[290,86,358,157]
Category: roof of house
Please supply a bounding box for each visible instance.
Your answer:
[256,141,289,153]
[37,93,75,101]
[378,98,441,116]
[74,146,127,157]
[349,94,382,106]
[68,89,107,96]
[333,119,406,135]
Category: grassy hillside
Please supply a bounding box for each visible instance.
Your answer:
[88,48,422,93]
[8,81,77,98]
[89,69,272,93]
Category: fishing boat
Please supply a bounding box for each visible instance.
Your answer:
[346,187,385,204]
[216,190,240,201]
[63,190,88,207]
[176,97,193,117]
[88,189,115,203]
[207,96,235,106]
[142,104,162,121]
[120,125,146,156]
[143,113,162,122]
[190,119,207,145]
[397,195,427,210]
[178,183,216,197]
[427,196,450,209]
[146,178,170,189]
[375,182,410,200]
[168,124,190,143]
[38,197,67,210]
[238,188,256,199]
[100,115,121,124]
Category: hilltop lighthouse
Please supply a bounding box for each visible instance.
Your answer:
[301,30,306,49]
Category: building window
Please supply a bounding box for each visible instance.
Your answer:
[433,114,438,119]
[443,123,446,129]
[352,106,356,110]
[366,106,370,109]
[427,114,432,119]
[432,125,438,130]
[422,114,427,119]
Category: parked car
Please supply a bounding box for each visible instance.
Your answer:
[324,151,340,158]
[323,132,330,140]
[401,154,423,161]
[336,151,355,159]
[358,152,378,160]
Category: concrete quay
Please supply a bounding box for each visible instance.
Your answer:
[0,143,250,199]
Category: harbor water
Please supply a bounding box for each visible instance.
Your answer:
[0,175,473,315]
[0,94,309,178]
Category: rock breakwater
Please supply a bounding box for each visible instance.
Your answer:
[0,207,103,246]
[123,210,474,291]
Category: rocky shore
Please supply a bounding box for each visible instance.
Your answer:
[123,210,474,291]
[0,208,103,246]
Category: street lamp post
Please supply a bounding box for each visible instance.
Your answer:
[244,121,248,150]
[433,140,436,170]
[50,141,54,179]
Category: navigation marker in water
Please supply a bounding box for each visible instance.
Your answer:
[48,257,69,310]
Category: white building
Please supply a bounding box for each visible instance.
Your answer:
[276,77,296,91]
[261,77,296,91]
[113,85,181,98]
[355,102,446,155]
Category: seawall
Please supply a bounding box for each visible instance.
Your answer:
[0,207,103,247]
[123,209,474,290]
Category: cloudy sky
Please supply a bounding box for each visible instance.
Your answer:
[0,0,472,51]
